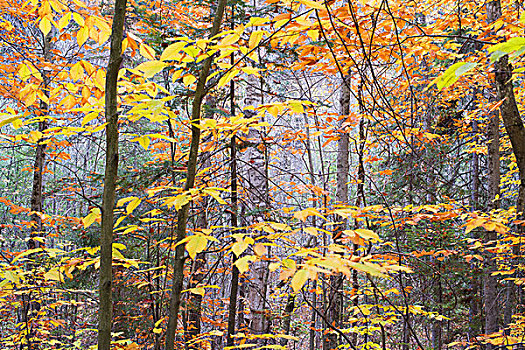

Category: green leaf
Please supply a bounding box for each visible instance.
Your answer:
[488,37,525,62]
[427,62,477,91]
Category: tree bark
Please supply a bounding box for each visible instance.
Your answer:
[226,63,240,347]
[164,1,228,348]
[98,0,127,348]
[325,74,351,350]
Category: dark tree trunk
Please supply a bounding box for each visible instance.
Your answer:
[98,0,127,348]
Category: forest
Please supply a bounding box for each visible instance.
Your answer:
[1,0,525,349]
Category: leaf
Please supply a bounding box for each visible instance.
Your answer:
[307,29,319,41]
[253,243,267,256]
[183,74,196,87]
[293,208,326,222]
[348,262,388,278]
[39,17,52,36]
[488,37,525,62]
[126,197,141,215]
[291,269,309,293]
[44,268,63,282]
[160,41,186,61]
[203,188,226,204]
[232,238,249,257]
[297,0,325,9]
[234,255,255,274]
[70,62,84,81]
[465,218,486,234]
[218,33,240,47]
[217,69,239,89]
[12,248,43,263]
[135,136,150,150]
[248,31,264,50]
[77,26,89,46]
[82,208,101,228]
[188,287,205,296]
[355,229,380,241]
[140,43,156,60]
[248,17,270,26]
[0,114,22,128]
[72,12,85,26]
[427,62,477,91]
[164,193,191,210]
[186,235,207,260]
[58,12,71,30]
[136,60,167,78]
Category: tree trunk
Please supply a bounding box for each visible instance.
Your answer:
[469,119,481,341]
[325,75,351,350]
[226,67,240,347]
[98,0,127,348]
[164,1,228,348]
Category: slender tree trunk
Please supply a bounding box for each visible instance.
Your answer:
[484,93,500,339]
[325,75,351,350]
[226,63,240,347]
[23,28,51,350]
[185,159,211,346]
[280,294,295,347]
[164,1,228,348]
[242,73,270,343]
[98,0,127,348]
[469,118,481,341]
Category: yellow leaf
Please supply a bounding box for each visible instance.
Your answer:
[183,74,196,87]
[232,238,249,257]
[136,60,167,78]
[298,0,325,9]
[164,193,191,210]
[307,29,319,41]
[234,255,255,274]
[160,41,186,61]
[135,136,150,150]
[58,13,71,30]
[77,26,88,46]
[289,101,304,114]
[248,17,269,26]
[82,208,101,228]
[186,235,207,260]
[217,69,239,89]
[126,197,141,215]
[188,287,205,296]
[70,62,84,81]
[116,196,135,207]
[72,12,85,26]
[465,218,486,234]
[303,227,319,236]
[291,269,309,293]
[219,33,240,47]
[140,43,156,60]
[203,188,226,204]
[18,63,31,81]
[152,328,162,334]
[348,262,388,278]
[44,268,63,282]
[39,17,52,36]
[294,208,326,222]
[82,112,98,126]
[249,31,264,50]
[355,229,380,241]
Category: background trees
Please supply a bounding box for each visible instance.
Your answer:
[0,0,524,349]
